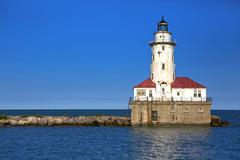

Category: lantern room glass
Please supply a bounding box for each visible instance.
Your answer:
[158,25,168,31]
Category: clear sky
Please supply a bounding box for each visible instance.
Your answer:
[0,0,240,110]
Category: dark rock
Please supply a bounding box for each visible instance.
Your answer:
[210,115,229,127]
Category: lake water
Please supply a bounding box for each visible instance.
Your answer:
[0,110,239,160]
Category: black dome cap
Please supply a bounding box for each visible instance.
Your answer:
[158,16,168,25]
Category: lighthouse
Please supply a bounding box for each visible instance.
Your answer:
[149,16,176,99]
[129,17,212,125]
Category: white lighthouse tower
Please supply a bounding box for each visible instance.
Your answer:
[133,17,207,102]
[149,16,176,99]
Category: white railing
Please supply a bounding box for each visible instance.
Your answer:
[130,96,211,102]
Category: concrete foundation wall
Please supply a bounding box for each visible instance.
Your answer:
[130,101,211,125]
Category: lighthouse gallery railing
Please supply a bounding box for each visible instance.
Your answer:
[129,97,212,102]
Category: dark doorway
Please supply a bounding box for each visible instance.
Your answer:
[152,111,158,121]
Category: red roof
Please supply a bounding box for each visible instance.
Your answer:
[134,79,156,88]
[171,77,206,88]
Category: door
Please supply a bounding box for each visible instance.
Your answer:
[152,111,158,121]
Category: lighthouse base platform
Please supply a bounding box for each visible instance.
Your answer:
[129,100,212,126]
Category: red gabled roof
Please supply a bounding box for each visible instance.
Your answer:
[171,77,206,88]
[134,79,156,88]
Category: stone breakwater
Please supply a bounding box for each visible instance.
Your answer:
[0,115,228,127]
[0,116,131,126]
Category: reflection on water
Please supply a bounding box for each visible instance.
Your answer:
[130,126,211,160]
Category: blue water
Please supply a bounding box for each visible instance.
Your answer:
[0,109,131,117]
[0,110,239,160]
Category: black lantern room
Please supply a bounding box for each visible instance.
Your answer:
[157,16,168,32]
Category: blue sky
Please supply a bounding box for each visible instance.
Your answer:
[0,0,240,109]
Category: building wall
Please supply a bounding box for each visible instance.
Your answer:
[172,88,206,101]
[134,87,207,101]
[133,88,156,101]
[150,39,175,84]
[130,101,211,125]
[154,32,172,43]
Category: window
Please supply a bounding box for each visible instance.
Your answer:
[172,54,174,61]
[162,88,165,94]
[198,107,204,112]
[194,89,202,98]
[177,92,180,96]
[162,63,165,70]
[151,73,154,80]
[149,90,153,97]
[152,54,154,61]
[137,89,146,96]
[162,46,165,50]
[198,90,202,97]
[194,89,197,97]
[173,73,175,80]
[184,107,189,112]
[158,51,161,56]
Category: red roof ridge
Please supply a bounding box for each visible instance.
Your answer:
[171,77,206,88]
[134,78,156,88]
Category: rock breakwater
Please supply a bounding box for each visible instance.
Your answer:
[0,115,131,126]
